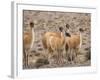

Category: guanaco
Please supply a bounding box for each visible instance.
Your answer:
[65,28,84,63]
[23,22,35,67]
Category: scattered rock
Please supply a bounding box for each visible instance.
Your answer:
[23,10,91,69]
[75,54,87,64]
[35,58,49,68]
[38,48,43,51]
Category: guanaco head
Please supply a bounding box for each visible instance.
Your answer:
[59,27,63,32]
[30,22,34,28]
[79,28,84,32]
[66,24,70,29]
[65,32,71,37]
[65,24,70,33]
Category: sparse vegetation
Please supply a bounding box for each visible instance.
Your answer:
[23,10,91,69]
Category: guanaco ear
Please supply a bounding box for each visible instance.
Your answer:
[66,24,70,29]
[30,22,34,28]
[59,27,63,32]
[65,32,71,37]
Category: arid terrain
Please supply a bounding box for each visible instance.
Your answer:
[23,10,91,69]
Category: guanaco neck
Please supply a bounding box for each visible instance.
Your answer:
[79,32,82,49]
[60,31,63,36]
[61,31,65,44]
[30,27,35,49]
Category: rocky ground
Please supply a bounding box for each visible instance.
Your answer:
[23,10,91,69]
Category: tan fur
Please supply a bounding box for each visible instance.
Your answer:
[42,31,65,64]
[65,34,81,63]
[24,31,32,49]
[66,35,80,49]
[49,33,65,52]
[42,32,61,51]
